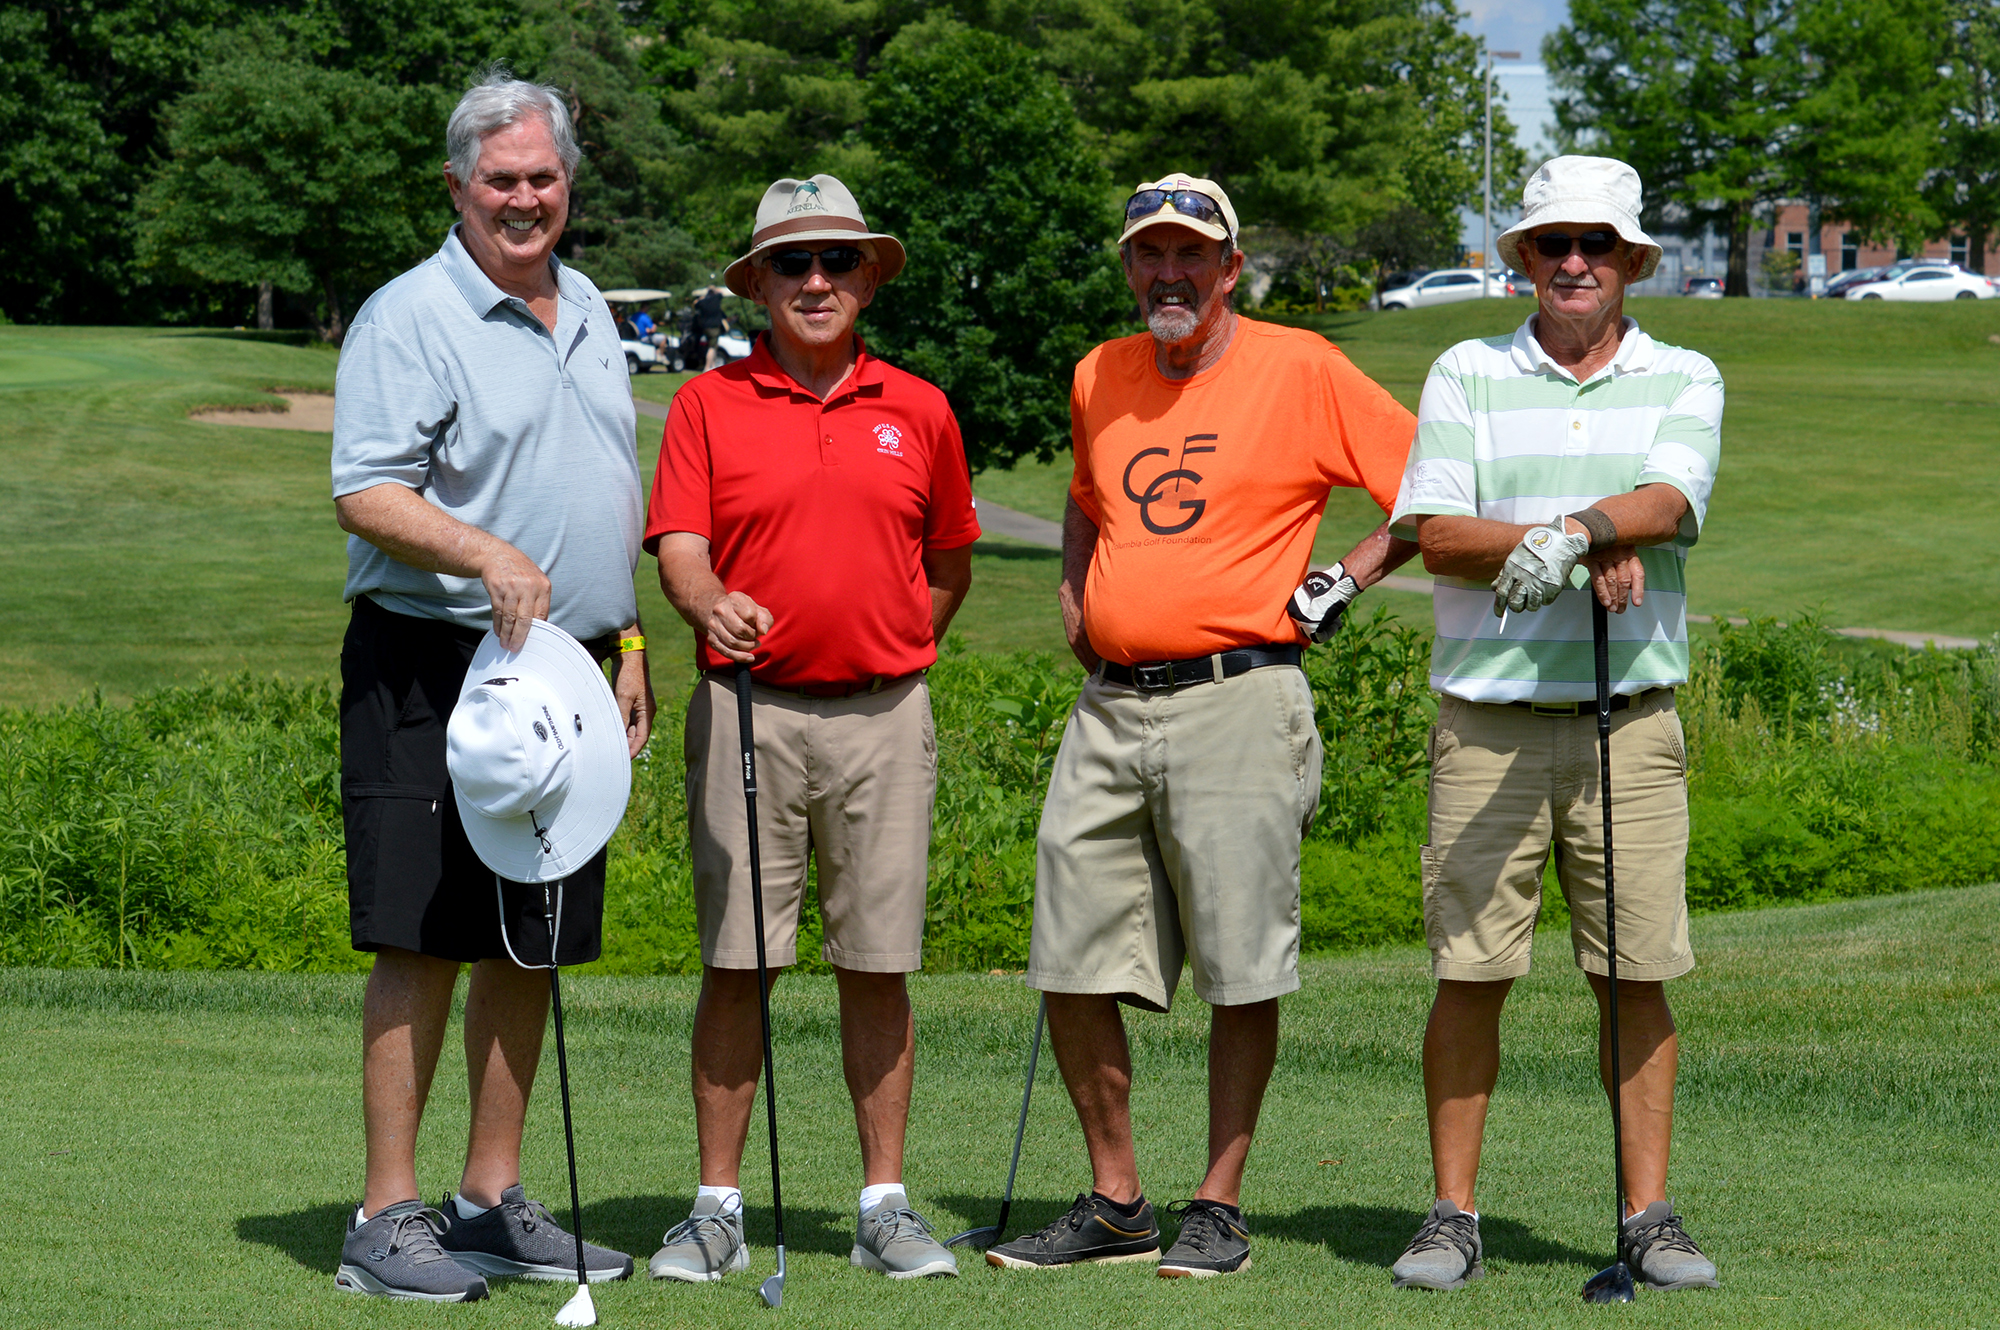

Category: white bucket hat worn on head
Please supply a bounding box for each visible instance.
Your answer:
[1119,173,1240,247]
[446,619,632,883]
[1497,155,1662,281]
[724,174,907,298]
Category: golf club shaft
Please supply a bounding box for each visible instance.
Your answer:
[993,996,1047,1238]
[543,885,590,1288]
[1593,598,1627,1236]
[735,664,786,1264]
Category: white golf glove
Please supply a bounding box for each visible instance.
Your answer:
[1492,519,1589,614]
[1289,561,1361,642]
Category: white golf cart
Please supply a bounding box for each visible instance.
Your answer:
[600,287,683,374]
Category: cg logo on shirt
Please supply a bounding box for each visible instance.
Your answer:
[1122,434,1217,535]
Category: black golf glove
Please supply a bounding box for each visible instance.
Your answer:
[1288,561,1361,643]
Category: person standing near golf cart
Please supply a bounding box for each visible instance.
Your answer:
[646,174,979,1284]
[328,71,648,1301]
[1384,155,1722,1294]
[987,174,1418,1278]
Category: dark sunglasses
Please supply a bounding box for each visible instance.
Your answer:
[765,246,866,277]
[1532,230,1621,259]
[1125,188,1232,236]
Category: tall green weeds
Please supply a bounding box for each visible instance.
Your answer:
[1,614,1994,973]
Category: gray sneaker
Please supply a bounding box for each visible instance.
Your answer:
[650,1193,751,1282]
[851,1191,958,1279]
[335,1200,490,1302]
[437,1185,634,1282]
[1622,1201,1719,1290]
[1391,1199,1484,1291]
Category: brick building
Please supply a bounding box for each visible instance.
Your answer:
[1768,202,1998,275]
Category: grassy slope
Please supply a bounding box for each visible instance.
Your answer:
[971,298,2000,639]
[4,884,1995,1327]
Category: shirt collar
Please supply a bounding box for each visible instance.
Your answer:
[1511,313,1650,382]
[743,331,886,403]
[439,225,585,320]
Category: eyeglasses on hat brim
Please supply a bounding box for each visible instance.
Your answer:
[1125,189,1231,236]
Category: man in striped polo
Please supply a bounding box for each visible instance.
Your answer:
[1384,156,1722,1294]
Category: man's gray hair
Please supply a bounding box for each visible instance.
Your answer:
[446,65,580,183]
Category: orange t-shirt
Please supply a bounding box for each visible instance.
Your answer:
[1070,318,1415,664]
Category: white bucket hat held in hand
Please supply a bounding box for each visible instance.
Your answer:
[724,174,907,298]
[1497,155,1662,281]
[447,619,632,883]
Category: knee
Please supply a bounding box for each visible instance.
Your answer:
[700,965,772,1008]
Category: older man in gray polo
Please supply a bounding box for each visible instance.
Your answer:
[329,70,647,1301]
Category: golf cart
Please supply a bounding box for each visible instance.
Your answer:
[601,288,683,374]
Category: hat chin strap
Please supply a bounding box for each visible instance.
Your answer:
[497,806,564,971]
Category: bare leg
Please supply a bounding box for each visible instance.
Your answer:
[1584,975,1678,1216]
[1421,978,1515,1213]
[1194,999,1278,1207]
[690,965,784,1188]
[1045,993,1141,1203]
[362,948,460,1215]
[834,967,914,1186]
[457,958,551,1206]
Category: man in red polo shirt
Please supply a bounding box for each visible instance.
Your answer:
[644,174,978,1284]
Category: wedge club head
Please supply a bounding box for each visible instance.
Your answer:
[555,1283,597,1327]
[1582,1260,1636,1303]
[944,1225,999,1250]
[759,1247,785,1309]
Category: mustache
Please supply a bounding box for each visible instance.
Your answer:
[1147,280,1199,307]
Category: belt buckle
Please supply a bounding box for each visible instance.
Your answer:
[1133,661,1175,691]
[1529,700,1581,717]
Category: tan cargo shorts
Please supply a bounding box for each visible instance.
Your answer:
[1423,690,1694,983]
[1027,664,1323,1012]
[685,673,935,973]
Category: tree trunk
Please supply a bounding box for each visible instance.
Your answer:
[256,281,274,331]
[319,276,346,346]
[1725,201,1754,297]
[1969,221,1990,276]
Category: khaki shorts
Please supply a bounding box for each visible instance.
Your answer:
[685,674,935,972]
[1028,665,1323,1011]
[1423,690,1694,982]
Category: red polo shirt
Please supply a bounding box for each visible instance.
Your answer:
[645,335,981,688]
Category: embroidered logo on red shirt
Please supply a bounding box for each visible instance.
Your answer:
[873,423,904,456]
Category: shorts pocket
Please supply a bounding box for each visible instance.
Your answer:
[1653,704,1689,774]
[1419,844,1446,952]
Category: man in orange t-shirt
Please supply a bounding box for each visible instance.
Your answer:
[988,173,1417,1279]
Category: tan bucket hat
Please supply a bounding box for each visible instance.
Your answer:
[1118,172,1240,246]
[724,175,906,298]
[1497,155,1662,281]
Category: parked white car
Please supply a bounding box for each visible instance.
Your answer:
[1374,268,1517,310]
[1843,266,1996,301]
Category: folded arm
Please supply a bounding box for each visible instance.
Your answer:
[1414,483,1690,611]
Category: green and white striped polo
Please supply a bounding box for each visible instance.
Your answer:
[1387,315,1724,704]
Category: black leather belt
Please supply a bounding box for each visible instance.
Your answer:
[1497,687,1669,717]
[1099,644,1303,692]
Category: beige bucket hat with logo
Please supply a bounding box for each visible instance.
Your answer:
[724,175,907,298]
[1497,155,1662,280]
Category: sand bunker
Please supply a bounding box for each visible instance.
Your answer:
[191,393,335,432]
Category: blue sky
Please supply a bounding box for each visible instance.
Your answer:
[1458,0,1569,67]
[1455,0,1570,253]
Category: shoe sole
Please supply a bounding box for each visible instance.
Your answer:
[447,1250,633,1283]
[1159,1254,1252,1279]
[649,1253,748,1283]
[850,1245,959,1278]
[334,1264,487,1302]
[1641,1274,1721,1291]
[1392,1263,1485,1292]
[986,1248,1161,1270]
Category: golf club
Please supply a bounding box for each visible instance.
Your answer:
[944,995,1046,1249]
[1580,597,1637,1306]
[537,883,598,1328]
[735,664,787,1310]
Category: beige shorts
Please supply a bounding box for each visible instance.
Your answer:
[685,674,935,972]
[1028,665,1323,1011]
[1423,690,1694,982]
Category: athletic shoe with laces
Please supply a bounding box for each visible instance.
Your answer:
[335,1200,490,1302]
[1621,1200,1719,1290]
[1391,1198,1484,1290]
[437,1184,634,1283]
[986,1192,1161,1269]
[650,1193,751,1282]
[851,1190,958,1278]
[1158,1198,1253,1277]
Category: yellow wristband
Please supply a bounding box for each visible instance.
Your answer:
[617,636,646,654]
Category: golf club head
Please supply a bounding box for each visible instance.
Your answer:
[1581,1260,1636,1303]
[944,1225,999,1250]
[758,1273,783,1309]
[554,1282,597,1327]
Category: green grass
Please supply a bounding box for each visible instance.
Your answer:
[4,883,1995,1326]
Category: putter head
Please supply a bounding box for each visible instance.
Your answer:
[944,1225,999,1250]
[1581,1260,1636,1303]
[554,1282,597,1327]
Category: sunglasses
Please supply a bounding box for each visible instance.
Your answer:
[1125,188,1232,236]
[1531,230,1621,259]
[765,246,867,277]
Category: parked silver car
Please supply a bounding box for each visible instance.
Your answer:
[1373,268,1517,310]
[1844,264,1996,302]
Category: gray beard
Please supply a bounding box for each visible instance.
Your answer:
[1146,304,1200,344]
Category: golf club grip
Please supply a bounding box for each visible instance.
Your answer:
[733,664,785,1253]
[1591,597,1627,1235]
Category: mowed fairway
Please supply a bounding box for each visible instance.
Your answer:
[3,885,1995,1327]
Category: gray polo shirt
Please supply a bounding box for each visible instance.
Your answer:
[331,227,641,639]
